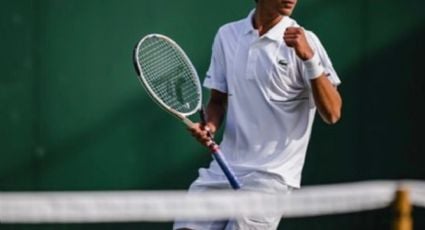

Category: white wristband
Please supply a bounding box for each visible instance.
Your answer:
[303,52,324,80]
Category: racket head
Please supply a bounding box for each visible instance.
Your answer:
[133,34,202,119]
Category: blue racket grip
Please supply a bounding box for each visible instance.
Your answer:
[199,108,241,189]
[211,148,242,190]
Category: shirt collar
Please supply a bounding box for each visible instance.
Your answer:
[242,9,256,35]
[243,9,296,42]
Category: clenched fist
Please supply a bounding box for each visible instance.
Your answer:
[283,27,314,61]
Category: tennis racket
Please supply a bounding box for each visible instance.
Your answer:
[133,34,241,190]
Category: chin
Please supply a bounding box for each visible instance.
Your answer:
[279,9,293,16]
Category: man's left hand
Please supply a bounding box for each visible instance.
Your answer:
[284,27,314,61]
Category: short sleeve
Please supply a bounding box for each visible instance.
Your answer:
[305,31,341,86]
[203,30,228,93]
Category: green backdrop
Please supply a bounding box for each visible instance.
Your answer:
[1,0,425,229]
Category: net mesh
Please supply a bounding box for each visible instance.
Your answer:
[136,35,201,115]
[1,180,425,229]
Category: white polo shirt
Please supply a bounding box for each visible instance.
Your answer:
[202,10,341,188]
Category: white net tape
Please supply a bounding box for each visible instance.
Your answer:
[0,180,424,223]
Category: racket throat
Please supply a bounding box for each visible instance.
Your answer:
[180,116,194,127]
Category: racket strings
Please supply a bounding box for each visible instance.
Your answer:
[139,40,194,101]
[137,37,200,114]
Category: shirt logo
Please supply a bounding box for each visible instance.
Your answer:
[278,59,288,67]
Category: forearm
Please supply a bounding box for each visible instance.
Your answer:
[205,90,227,134]
[310,75,342,124]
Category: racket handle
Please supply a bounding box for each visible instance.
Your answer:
[199,108,241,190]
[211,148,242,190]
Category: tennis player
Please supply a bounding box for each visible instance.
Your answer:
[175,0,342,229]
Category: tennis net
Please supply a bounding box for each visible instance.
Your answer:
[1,180,424,229]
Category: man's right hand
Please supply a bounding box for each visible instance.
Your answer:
[187,122,216,150]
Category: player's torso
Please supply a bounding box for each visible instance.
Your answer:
[217,19,314,162]
[219,21,309,104]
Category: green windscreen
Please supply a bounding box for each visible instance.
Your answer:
[1,0,425,229]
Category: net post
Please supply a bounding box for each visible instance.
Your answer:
[392,186,412,230]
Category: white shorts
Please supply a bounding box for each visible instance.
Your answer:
[173,169,293,230]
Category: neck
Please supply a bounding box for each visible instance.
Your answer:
[253,8,283,36]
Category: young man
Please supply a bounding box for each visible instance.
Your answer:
[175,0,342,229]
